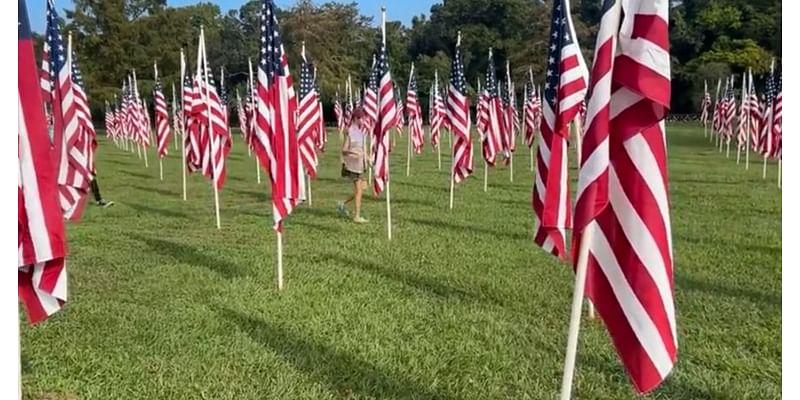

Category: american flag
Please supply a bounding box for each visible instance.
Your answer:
[20,0,69,324]
[476,49,503,167]
[573,0,676,393]
[429,80,445,150]
[183,68,202,172]
[197,67,231,191]
[104,101,116,140]
[297,49,320,178]
[760,63,777,157]
[523,74,538,148]
[772,71,782,159]
[723,77,736,145]
[154,73,172,158]
[43,1,93,221]
[700,80,711,125]
[447,33,473,183]
[314,71,326,152]
[407,65,424,154]
[343,78,354,129]
[334,90,344,132]
[501,76,516,164]
[236,89,246,135]
[711,79,723,133]
[372,42,398,194]
[532,0,588,259]
[395,86,405,134]
[253,0,304,229]
[736,74,749,151]
[70,50,97,162]
[748,70,760,151]
[363,55,379,135]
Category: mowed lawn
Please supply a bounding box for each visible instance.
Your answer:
[21,122,781,399]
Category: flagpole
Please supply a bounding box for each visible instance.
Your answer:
[737,73,744,164]
[746,69,751,170]
[712,79,721,144]
[725,76,733,157]
[142,98,150,168]
[277,229,284,290]
[249,57,261,184]
[155,62,164,181]
[764,59,774,180]
[719,77,727,153]
[571,115,594,320]
[528,70,535,172]
[703,80,708,138]
[437,73,442,171]
[380,7,393,240]
[180,49,188,201]
[559,223,595,400]
[198,27,221,229]
[172,83,179,151]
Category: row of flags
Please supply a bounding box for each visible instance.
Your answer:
[21,0,681,395]
[701,64,783,161]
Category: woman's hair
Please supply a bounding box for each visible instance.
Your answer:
[351,106,366,121]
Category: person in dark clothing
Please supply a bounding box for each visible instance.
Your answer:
[90,178,114,208]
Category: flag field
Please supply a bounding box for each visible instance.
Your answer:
[21,122,779,399]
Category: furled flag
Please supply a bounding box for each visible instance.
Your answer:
[736,74,749,151]
[20,0,69,324]
[43,0,93,221]
[297,46,320,178]
[760,62,777,157]
[476,49,503,167]
[343,78,354,129]
[572,0,676,393]
[334,90,344,133]
[700,80,711,125]
[723,77,736,145]
[105,101,116,141]
[183,68,202,172]
[154,73,172,158]
[372,42,399,194]
[772,71,782,160]
[395,86,405,134]
[314,70,326,152]
[407,65,424,154]
[198,67,231,191]
[748,70,761,151]
[447,32,473,183]
[430,75,446,150]
[711,79,723,134]
[532,0,588,259]
[501,75,516,164]
[253,0,304,229]
[236,89,246,137]
[363,56,379,135]
[523,73,538,148]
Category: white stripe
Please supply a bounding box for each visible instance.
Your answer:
[19,96,54,264]
[588,221,675,378]
[608,166,677,343]
[575,137,609,201]
[32,263,64,316]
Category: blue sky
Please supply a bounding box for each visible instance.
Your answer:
[29,0,437,32]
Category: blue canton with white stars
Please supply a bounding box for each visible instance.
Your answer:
[544,0,573,109]
[484,54,498,97]
[299,58,314,99]
[45,0,66,84]
[260,0,285,79]
[450,41,466,95]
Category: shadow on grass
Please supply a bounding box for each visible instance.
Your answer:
[124,202,187,219]
[399,180,448,193]
[407,217,529,241]
[392,196,440,209]
[230,188,268,203]
[131,185,180,198]
[220,307,456,400]
[323,252,511,309]
[106,158,132,167]
[289,218,341,233]
[675,273,779,308]
[127,233,245,279]
[120,170,152,179]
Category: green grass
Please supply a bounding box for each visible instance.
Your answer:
[21,122,781,399]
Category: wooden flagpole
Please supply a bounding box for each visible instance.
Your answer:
[381,7,393,240]
[180,49,188,201]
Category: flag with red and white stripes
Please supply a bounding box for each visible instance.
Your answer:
[395,87,405,134]
[447,35,473,183]
[723,78,736,145]
[700,80,711,125]
[297,51,320,178]
[500,78,517,164]
[532,0,588,260]
[748,72,761,151]
[711,79,723,133]
[254,0,304,229]
[155,76,172,158]
[43,0,94,221]
[430,81,446,150]
[334,90,344,133]
[523,76,538,148]
[314,74,326,153]
[760,63,777,158]
[573,0,677,393]
[476,50,503,167]
[363,56,379,135]
[736,75,749,151]
[407,66,424,154]
[772,72,782,159]
[196,68,230,191]
[19,0,69,324]
[372,42,399,194]
[183,69,203,172]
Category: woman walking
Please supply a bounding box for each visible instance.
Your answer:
[337,107,370,223]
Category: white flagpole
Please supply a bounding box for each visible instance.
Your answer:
[764,59,775,180]
[746,69,752,170]
[719,77,727,153]
[737,73,744,164]
[572,115,594,320]
[198,27,221,229]
[406,63,414,177]
[180,49,188,201]
[778,159,782,188]
[172,83,179,151]
[382,7,392,240]
[248,57,261,184]
[155,62,163,181]
[712,79,721,144]
[726,76,733,157]
[142,98,150,168]
[559,224,595,400]
[703,79,708,138]
[277,230,284,290]
[436,72,442,171]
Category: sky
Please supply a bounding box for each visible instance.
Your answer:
[28,0,437,33]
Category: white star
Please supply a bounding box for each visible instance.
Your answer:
[550,43,556,51]
[548,56,555,64]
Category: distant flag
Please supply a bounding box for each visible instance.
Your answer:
[198,65,231,192]
[447,31,473,184]
[711,78,723,134]
[430,72,446,150]
[297,43,320,179]
[700,80,711,125]
[532,0,588,259]
[772,70,782,160]
[760,61,777,158]
[334,88,344,133]
[183,60,202,172]
[523,70,537,148]
[154,66,172,159]
[748,70,761,152]
[476,48,503,167]
[395,86,405,134]
[314,67,326,152]
[372,40,398,195]
[723,76,736,147]
[19,0,69,324]
[736,74,749,153]
[569,0,676,394]
[407,64,424,154]
[363,55,379,136]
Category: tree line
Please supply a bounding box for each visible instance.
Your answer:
[36,0,781,123]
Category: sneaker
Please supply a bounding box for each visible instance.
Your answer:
[353,216,368,224]
[97,199,115,208]
[336,201,349,217]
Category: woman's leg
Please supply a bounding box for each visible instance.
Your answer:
[354,178,364,218]
[344,179,356,205]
